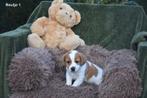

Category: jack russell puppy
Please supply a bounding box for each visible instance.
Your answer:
[62,50,104,87]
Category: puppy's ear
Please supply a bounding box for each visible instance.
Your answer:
[62,53,67,63]
[62,52,70,66]
[75,10,81,25]
[52,0,63,4]
[77,52,87,65]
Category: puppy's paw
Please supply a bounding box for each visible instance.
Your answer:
[71,84,80,87]
[66,82,72,86]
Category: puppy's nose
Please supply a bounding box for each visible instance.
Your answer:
[71,67,75,72]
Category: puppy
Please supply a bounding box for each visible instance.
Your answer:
[62,50,104,87]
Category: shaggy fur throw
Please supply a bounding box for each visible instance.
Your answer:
[8,45,142,98]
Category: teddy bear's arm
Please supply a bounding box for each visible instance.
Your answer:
[27,33,45,48]
[31,16,49,36]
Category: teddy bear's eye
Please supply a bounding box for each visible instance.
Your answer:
[70,15,72,18]
[60,7,63,10]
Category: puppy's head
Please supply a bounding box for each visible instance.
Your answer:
[62,50,86,72]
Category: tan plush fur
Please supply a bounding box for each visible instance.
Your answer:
[27,0,85,50]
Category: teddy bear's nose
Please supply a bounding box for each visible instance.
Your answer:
[65,12,68,15]
[65,12,72,18]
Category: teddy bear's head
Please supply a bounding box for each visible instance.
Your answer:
[48,0,81,28]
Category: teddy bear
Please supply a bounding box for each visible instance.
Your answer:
[27,0,85,50]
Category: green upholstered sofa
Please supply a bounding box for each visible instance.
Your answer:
[0,1,147,98]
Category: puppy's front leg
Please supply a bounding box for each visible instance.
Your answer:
[66,73,72,86]
[72,77,84,87]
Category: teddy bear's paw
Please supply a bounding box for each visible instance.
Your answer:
[27,33,45,48]
[72,35,85,46]
[80,39,86,46]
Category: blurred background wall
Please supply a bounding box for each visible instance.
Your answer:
[0,0,146,33]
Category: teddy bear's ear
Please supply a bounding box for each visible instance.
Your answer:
[75,10,81,25]
[52,0,63,4]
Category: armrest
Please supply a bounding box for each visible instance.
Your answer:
[0,23,31,98]
[131,31,147,50]
[131,32,147,98]
[137,42,147,98]
[0,23,31,37]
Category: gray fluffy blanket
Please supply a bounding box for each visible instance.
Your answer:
[8,45,142,98]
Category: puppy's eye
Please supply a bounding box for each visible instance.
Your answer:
[66,61,71,64]
[60,7,63,10]
[75,60,79,63]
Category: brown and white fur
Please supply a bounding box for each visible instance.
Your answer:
[63,50,104,87]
